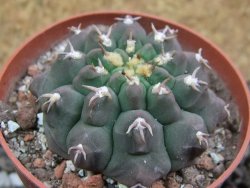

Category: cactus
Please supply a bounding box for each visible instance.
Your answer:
[30,15,228,187]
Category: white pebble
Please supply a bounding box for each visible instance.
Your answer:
[19,147,26,153]
[214,128,225,136]
[55,41,68,53]
[22,76,32,86]
[1,121,6,129]
[19,141,27,153]
[37,113,44,127]
[13,150,21,158]
[39,127,44,133]
[64,160,76,173]
[3,130,9,136]
[209,152,225,164]
[9,173,23,187]
[18,85,27,92]
[44,181,52,188]
[10,137,17,142]
[181,185,194,188]
[37,63,44,71]
[78,169,85,177]
[116,183,128,188]
[208,172,214,178]
[37,133,47,150]
[106,177,115,184]
[7,120,20,133]
[216,143,225,152]
[20,140,25,146]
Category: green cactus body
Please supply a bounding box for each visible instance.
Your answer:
[30,15,227,187]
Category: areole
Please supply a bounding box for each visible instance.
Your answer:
[0,11,249,188]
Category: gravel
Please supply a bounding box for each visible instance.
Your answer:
[221,82,250,188]
[7,121,20,133]
[0,147,24,188]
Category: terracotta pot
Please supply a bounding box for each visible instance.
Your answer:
[0,11,249,188]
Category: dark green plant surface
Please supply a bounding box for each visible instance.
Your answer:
[30,15,227,187]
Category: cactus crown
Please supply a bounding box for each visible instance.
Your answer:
[30,15,227,187]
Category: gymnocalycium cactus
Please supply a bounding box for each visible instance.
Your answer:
[30,15,228,187]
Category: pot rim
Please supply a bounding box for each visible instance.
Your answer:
[0,11,249,188]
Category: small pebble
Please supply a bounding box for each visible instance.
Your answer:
[25,162,32,169]
[181,184,193,188]
[39,127,45,133]
[195,175,206,187]
[225,129,233,139]
[105,177,115,184]
[37,113,44,126]
[20,140,25,146]
[19,146,27,153]
[17,90,36,104]
[117,184,128,188]
[213,163,225,177]
[8,92,18,103]
[19,154,31,164]
[28,64,41,77]
[51,160,56,168]
[18,85,27,92]
[13,150,21,158]
[37,133,47,150]
[43,181,52,188]
[54,160,66,179]
[78,169,85,177]
[17,90,27,101]
[1,121,6,128]
[16,104,37,130]
[175,174,183,183]
[151,180,165,188]
[7,120,20,132]
[82,174,104,188]
[64,160,76,173]
[196,154,215,170]
[43,150,53,160]
[3,130,9,136]
[209,152,225,164]
[208,172,214,178]
[165,175,180,188]
[33,158,46,168]
[215,143,225,152]
[24,133,35,142]
[33,168,51,181]
[181,166,200,184]
[22,76,32,87]
[61,173,83,188]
